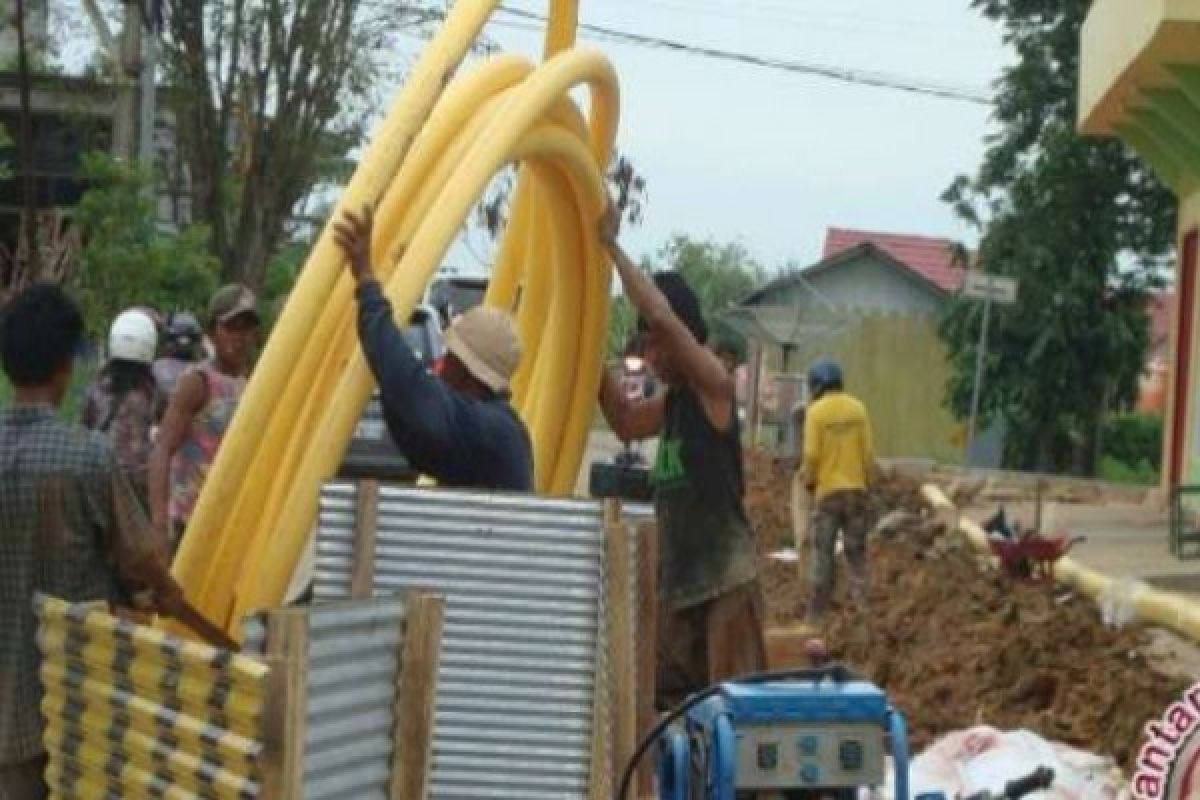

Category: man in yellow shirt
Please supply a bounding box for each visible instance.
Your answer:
[802,359,875,625]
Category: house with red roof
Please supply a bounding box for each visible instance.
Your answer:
[732,227,984,464]
[742,227,966,313]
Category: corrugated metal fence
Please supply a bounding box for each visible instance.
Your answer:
[243,595,412,799]
[35,594,268,799]
[314,484,645,800]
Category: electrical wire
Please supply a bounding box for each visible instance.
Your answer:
[494,5,991,105]
[615,664,861,800]
[601,0,994,42]
[378,4,992,105]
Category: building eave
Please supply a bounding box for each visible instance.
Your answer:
[1079,0,1200,193]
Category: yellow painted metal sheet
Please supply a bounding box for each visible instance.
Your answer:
[35,595,266,799]
[44,722,258,800]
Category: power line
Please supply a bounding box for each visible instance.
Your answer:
[494,5,991,106]
[607,0,991,42]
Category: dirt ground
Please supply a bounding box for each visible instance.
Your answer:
[744,450,1191,770]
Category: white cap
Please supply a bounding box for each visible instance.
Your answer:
[444,307,522,393]
[109,309,158,364]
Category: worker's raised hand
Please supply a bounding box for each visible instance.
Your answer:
[334,206,376,284]
[598,199,621,249]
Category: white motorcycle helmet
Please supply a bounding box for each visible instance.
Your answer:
[109,309,158,364]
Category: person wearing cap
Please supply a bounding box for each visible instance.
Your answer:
[154,310,204,398]
[802,359,875,627]
[334,207,533,491]
[82,309,167,504]
[148,284,261,550]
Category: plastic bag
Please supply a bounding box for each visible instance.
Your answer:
[883,727,1128,800]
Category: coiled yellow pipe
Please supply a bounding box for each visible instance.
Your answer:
[171,0,619,635]
[923,484,1200,643]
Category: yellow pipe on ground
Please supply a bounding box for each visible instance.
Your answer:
[172,0,621,635]
[922,484,1200,643]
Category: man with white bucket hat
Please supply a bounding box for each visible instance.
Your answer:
[335,207,533,491]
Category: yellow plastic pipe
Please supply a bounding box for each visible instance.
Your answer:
[923,484,1200,643]
[172,0,513,591]
[171,0,623,635]
[233,91,617,622]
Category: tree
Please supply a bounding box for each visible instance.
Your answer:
[155,1,422,289]
[73,152,220,337]
[940,0,1176,475]
[608,234,767,356]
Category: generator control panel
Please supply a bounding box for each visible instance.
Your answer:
[736,722,885,790]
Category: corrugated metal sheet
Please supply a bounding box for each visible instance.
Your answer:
[35,594,268,800]
[243,597,409,799]
[314,484,647,800]
[303,597,408,799]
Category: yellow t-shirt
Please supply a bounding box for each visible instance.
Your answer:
[803,392,874,500]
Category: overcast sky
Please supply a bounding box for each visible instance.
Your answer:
[463,0,1010,273]
[55,1,1010,277]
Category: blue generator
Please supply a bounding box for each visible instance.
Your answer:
[656,667,910,800]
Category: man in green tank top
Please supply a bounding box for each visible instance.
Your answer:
[596,205,765,708]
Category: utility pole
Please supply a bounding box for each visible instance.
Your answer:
[112,0,143,162]
[961,271,1019,467]
[964,290,993,464]
[138,25,157,165]
[14,0,40,283]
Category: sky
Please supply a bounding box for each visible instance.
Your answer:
[53,0,1011,278]
[458,0,1010,274]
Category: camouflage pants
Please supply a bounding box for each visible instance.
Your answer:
[807,489,870,622]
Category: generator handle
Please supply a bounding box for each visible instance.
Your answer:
[889,708,911,800]
[768,664,861,684]
[713,714,738,800]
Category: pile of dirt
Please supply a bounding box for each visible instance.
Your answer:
[868,466,929,516]
[744,450,931,623]
[742,449,1188,770]
[743,450,804,621]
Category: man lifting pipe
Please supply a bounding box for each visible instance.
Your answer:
[596,202,766,708]
[335,207,534,492]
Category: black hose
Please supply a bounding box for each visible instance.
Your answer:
[614,665,858,800]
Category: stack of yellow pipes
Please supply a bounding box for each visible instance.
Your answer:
[171,0,620,637]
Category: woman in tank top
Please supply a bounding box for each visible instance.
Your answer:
[148,285,260,553]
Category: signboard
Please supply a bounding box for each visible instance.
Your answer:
[963,272,1019,304]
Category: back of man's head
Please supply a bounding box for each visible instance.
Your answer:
[641,272,708,344]
[1,283,84,388]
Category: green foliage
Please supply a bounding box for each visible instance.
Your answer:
[159,0,416,288]
[607,295,637,357]
[662,235,767,323]
[0,123,12,181]
[939,0,1176,475]
[1098,455,1159,486]
[73,152,220,338]
[0,356,97,424]
[1103,412,1163,472]
[607,236,767,357]
[259,240,310,334]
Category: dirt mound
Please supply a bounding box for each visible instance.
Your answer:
[742,449,1188,770]
[744,450,931,623]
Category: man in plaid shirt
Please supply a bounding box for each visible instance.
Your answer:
[0,285,185,799]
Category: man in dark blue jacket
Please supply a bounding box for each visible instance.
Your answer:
[335,207,533,491]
